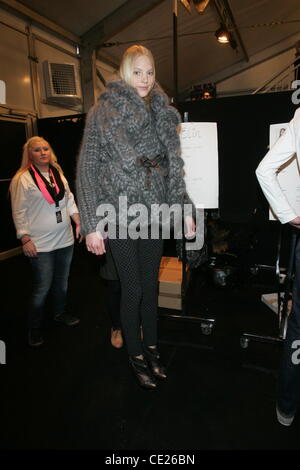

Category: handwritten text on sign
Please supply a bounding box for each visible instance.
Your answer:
[180,122,219,209]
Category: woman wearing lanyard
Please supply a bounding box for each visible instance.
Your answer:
[10,136,81,347]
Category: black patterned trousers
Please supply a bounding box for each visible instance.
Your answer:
[109,236,163,356]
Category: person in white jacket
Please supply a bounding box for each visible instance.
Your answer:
[10,136,81,347]
[256,107,300,426]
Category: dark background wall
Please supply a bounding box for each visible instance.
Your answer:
[0,115,84,252]
[0,119,28,252]
[178,91,298,267]
[37,115,85,194]
[178,91,297,222]
[1,91,298,266]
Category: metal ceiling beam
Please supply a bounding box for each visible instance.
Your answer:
[97,50,119,70]
[81,0,165,49]
[213,0,249,62]
[181,31,300,99]
[0,0,80,44]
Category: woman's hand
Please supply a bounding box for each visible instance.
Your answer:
[75,224,84,243]
[22,240,37,257]
[289,216,300,228]
[184,215,196,239]
[86,231,106,255]
[71,214,84,242]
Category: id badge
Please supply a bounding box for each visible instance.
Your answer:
[56,209,62,223]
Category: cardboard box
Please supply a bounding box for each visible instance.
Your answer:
[261,292,292,315]
[158,256,187,310]
[261,293,282,315]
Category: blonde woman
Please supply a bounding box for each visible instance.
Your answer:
[77,45,195,389]
[10,136,81,347]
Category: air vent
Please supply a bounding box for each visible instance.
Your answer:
[43,61,82,106]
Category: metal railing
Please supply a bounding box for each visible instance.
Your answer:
[252,59,300,94]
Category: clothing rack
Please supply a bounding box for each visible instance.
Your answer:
[240,226,297,349]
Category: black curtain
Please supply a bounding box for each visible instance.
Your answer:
[37,114,86,193]
[178,91,297,266]
[1,120,27,252]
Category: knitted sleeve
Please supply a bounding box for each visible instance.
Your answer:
[76,107,105,236]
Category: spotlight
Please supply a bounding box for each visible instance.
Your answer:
[215,24,230,44]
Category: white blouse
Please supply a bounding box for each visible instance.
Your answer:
[256,108,300,224]
[11,169,78,252]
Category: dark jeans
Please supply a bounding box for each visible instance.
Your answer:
[28,245,74,329]
[278,234,300,416]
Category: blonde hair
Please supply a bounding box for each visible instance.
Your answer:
[10,136,63,191]
[119,45,156,87]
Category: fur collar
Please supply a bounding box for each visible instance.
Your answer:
[95,79,181,137]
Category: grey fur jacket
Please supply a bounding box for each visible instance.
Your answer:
[76,79,191,235]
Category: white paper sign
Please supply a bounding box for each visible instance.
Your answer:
[179,122,219,209]
[269,123,300,220]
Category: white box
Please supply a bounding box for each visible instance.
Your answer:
[261,292,292,315]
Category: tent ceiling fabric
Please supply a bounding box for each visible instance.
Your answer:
[17,0,128,36]
[17,0,300,98]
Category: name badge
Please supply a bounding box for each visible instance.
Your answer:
[56,209,62,223]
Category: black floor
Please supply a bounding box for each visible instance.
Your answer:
[1,244,300,452]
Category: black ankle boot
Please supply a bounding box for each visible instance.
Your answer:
[144,346,167,380]
[129,356,157,390]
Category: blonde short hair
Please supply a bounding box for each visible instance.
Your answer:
[119,45,155,86]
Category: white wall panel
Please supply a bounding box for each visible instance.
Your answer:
[31,25,77,54]
[0,22,34,110]
[0,8,27,33]
[0,7,83,117]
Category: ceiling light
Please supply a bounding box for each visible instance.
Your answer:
[180,0,211,14]
[192,0,211,13]
[215,25,230,44]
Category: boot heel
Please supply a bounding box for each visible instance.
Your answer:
[144,346,167,380]
[129,356,157,390]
